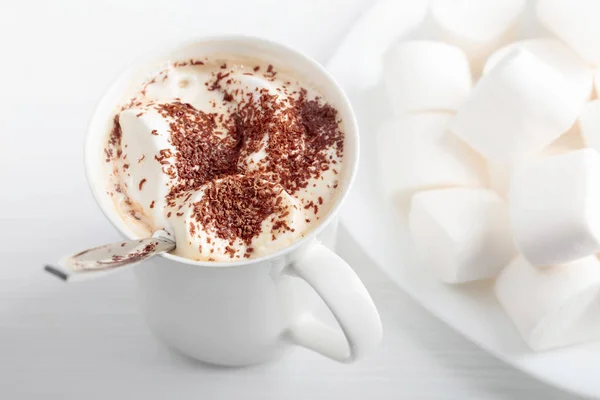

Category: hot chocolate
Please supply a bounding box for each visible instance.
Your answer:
[104,56,345,261]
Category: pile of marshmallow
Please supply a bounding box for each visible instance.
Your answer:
[378,0,600,351]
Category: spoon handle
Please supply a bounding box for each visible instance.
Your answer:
[45,232,176,282]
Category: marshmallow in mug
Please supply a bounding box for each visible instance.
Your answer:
[509,149,600,267]
[118,108,174,232]
[450,48,582,164]
[483,38,593,109]
[430,0,525,72]
[383,41,471,114]
[169,177,308,262]
[377,113,486,208]
[537,0,600,66]
[495,256,600,351]
[409,188,515,284]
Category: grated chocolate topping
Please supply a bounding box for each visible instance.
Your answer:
[192,175,290,245]
[107,59,344,256]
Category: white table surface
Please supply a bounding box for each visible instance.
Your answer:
[0,0,585,398]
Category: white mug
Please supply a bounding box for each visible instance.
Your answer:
[84,35,381,366]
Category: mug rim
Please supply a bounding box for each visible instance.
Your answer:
[84,34,359,268]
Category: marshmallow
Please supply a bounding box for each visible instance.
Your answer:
[495,256,600,351]
[595,70,600,99]
[580,100,600,153]
[487,162,511,199]
[509,149,600,266]
[450,49,583,164]
[143,66,215,110]
[118,108,175,231]
[537,0,600,66]
[237,75,304,174]
[170,176,308,261]
[145,68,277,112]
[227,73,278,101]
[327,0,428,89]
[483,38,593,108]
[547,123,585,154]
[169,186,248,262]
[409,188,515,283]
[378,113,486,207]
[164,66,207,100]
[383,41,471,113]
[487,126,584,198]
[430,0,525,72]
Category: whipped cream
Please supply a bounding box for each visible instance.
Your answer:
[104,57,344,261]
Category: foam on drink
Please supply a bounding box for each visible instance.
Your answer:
[104,58,344,262]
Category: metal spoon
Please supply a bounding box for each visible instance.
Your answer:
[44,230,175,282]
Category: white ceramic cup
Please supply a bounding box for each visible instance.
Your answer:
[84,35,381,366]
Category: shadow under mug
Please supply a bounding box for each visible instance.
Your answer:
[84,35,382,366]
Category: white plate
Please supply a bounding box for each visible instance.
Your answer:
[328,1,600,398]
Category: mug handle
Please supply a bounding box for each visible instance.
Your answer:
[285,241,382,362]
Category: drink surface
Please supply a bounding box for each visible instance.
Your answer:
[104,56,345,261]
